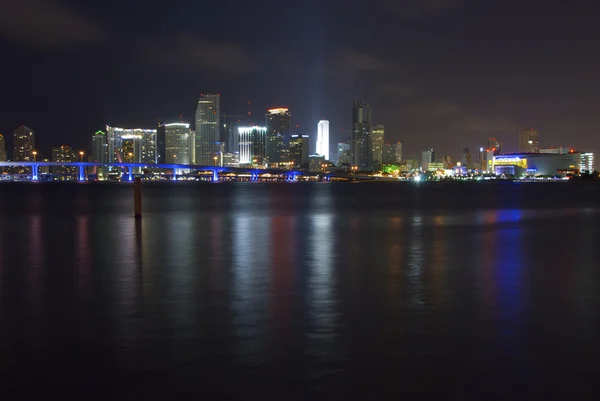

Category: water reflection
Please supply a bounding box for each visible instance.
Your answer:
[27,215,45,318]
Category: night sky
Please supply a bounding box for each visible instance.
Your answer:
[1,0,599,159]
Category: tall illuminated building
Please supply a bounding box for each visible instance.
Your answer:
[91,130,108,162]
[0,134,7,161]
[290,134,309,169]
[462,148,472,167]
[195,93,220,165]
[580,152,594,174]
[266,108,290,164]
[371,125,385,169]
[384,141,402,164]
[13,125,35,161]
[316,120,330,160]
[336,142,351,164]
[52,145,77,175]
[238,126,267,165]
[519,128,540,153]
[158,123,191,164]
[352,101,372,171]
[106,126,156,163]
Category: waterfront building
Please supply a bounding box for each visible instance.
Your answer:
[336,142,351,164]
[443,156,453,169]
[384,141,402,164]
[0,134,7,161]
[421,148,435,171]
[238,126,267,165]
[13,125,35,161]
[121,134,142,164]
[141,129,157,164]
[309,154,325,172]
[222,152,239,167]
[290,134,310,170]
[580,152,595,174]
[106,126,157,164]
[462,148,472,168]
[316,120,330,160]
[52,145,77,175]
[195,93,220,165]
[266,108,291,165]
[371,125,384,171]
[157,123,191,165]
[91,130,108,162]
[519,128,540,153]
[493,152,580,176]
[352,101,372,171]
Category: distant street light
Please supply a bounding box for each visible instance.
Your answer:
[79,151,84,162]
[32,151,37,162]
[213,155,218,166]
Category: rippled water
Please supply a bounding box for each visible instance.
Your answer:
[1,181,599,400]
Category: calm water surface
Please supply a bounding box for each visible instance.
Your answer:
[1,182,600,400]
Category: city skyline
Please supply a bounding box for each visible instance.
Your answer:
[1,1,599,159]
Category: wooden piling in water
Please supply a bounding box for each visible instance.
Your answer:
[134,177,142,218]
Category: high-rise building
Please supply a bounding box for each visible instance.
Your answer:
[141,129,157,164]
[316,120,330,160]
[580,152,595,174]
[158,123,191,165]
[488,137,502,155]
[421,148,435,171]
[519,128,540,153]
[195,94,220,165]
[540,146,570,155]
[52,145,77,175]
[371,125,385,169]
[352,101,372,171]
[238,126,267,165]
[384,142,402,164]
[336,142,351,164]
[106,126,157,163]
[0,134,7,161]
[290,134,309,169]
[91,130,108,162]
[266,108,291,164]
[13,125,35,161]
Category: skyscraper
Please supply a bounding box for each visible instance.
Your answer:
[52,145,77,175]
[238,126,267,165]
[290,134,309,169]
[0,134,7,161]
[13,125,35,161]
[519,128,540,153]
[266,108,291,164]
[384,142,402,164]
[337,142,351,164]
[141,129,157,164]
[316,120,330,160]
[91,130,108,162]
[195,94,220,165]
[462,148,472,166]
[106,126,157,163]
[352,101,372,171]
[371,125,385,169]
[159,123,191,165]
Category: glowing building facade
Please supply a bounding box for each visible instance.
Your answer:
[195,93,220,165]
[580,152,595,174]
[316,120,330,160]
[91,130,108,162]
[371,125,384,170]
[266,108,290,164]
[106,126,157,163]
[13,125,35,161]
[290,134,309,169]
[160,123,191,165]
[0,134,7,162]
[238,126,267,165]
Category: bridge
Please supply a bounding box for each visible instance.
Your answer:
[0,161,313,182]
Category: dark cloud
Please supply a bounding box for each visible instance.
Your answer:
[378,83,412,96]
[143,34,256,74]
[0,0,104,46]
[390,0,462,18]
[327,47,394,85]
